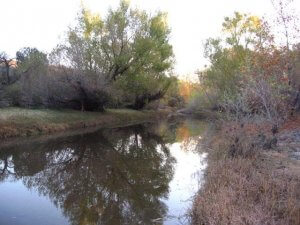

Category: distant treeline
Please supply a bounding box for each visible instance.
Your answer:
[0,1,182,111]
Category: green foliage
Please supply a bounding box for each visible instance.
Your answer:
[164,76,184,107]
[222,12,264,48]
[16,47,48,74]
[0,1,174,111]
[187,88,219,111]
[4,83,22,106]
[51,0,174,109]
[197,11,298,122]
[200,12,268,102]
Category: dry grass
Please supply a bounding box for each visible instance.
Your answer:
[0,107,169,140]
[280,114,300,132]
[191,120,300,225]
[192,158,300,225]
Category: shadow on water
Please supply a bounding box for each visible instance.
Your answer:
[0,120,208,225]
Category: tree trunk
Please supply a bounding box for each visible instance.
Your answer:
[4,62,10,84]
[294,89,300,112]
[129,90,165,110]
[81,100,85,112]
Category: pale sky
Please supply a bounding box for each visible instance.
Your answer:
[1,0,299,79]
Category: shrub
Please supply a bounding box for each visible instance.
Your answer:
[2,83,22,106]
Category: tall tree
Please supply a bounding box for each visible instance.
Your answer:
[271,0,300,85]
[200,12,270,99]
[51,0,174,109]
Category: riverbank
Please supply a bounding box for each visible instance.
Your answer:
[192,114,300,225]
[0,107,170,140]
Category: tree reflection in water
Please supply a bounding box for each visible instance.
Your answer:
[0,124,176,225]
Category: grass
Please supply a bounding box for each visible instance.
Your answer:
[0,107,169,140]
[191,119,300,225]
[192,157,300,225]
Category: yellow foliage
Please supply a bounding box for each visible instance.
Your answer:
[179,81,199,102]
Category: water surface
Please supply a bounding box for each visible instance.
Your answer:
[0,120,207,225]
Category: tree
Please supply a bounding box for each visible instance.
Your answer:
[47,66,110,111]
[0,52,14,84]
[271,0,300,85]
[52,0,174,109]
[271,0,299,51]
[200,12,271,100]
[16,47,48,74]
[11,47,50,107]
[199,11,298,122]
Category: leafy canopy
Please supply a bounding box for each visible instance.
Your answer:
[201,12,268,99]
[52,0,174,108]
